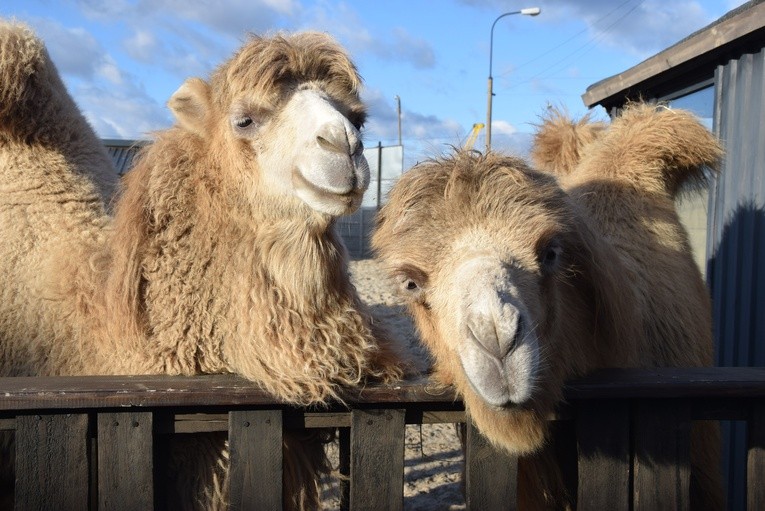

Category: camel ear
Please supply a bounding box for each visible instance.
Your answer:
[168,77,210,135]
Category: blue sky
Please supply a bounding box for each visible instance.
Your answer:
[0,0,745,168]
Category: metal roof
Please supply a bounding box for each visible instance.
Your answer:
[103,139,148,176]
[582,0,765,109]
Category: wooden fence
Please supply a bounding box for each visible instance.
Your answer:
[1,367,764,510]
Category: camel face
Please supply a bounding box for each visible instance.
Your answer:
[168,32,370,218]
[445,250,541,408]
[374,154,585,444]
[257,85,370,216]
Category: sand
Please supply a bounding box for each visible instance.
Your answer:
[319,258,466,510]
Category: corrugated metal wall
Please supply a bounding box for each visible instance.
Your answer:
[707,47,765,511]
[103,139,146,176]
[708,47,765,367]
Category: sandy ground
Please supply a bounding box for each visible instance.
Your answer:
[319,258,466,510]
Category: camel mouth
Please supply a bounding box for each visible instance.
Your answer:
[292,166,364,215]
[459,326,539,409]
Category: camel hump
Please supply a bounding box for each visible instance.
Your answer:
[531,106,607,176]
[0,20,47,119]
[606,102,724,198]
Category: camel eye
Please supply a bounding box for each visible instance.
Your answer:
[398,275,421,294]
[234,116,253,129]
[394,265,429,303]
[539,241,562,272]
[348,112,366,131]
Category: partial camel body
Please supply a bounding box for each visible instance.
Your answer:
[0,21,402,509]
[373,104,722,509]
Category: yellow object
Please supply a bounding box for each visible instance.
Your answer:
[464,123,485,149]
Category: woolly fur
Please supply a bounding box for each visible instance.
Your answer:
[373,104,723,509]
[0,22,402,510]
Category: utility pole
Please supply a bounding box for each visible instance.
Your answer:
[394,95,402,146]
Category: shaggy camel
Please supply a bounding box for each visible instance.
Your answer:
[0,21,402,509]
[373,104,722,509]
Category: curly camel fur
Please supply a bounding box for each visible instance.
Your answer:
[373,103,723,509]
[0,20,402,509]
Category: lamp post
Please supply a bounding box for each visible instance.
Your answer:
[394,95,402,146]
[486,7,540,153]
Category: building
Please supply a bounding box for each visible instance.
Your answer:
[582,2,765,507]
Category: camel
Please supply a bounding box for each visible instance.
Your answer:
[0,21,403,509]
[372,103,723,509]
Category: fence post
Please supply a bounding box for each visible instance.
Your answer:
[748,403,765,510]
[633,400,691,511]
[229,409,283,510]
[464,420,518,510]
[349,408,405,511]
[15,413,90,510]
[576,400,630,511]
[97,411,154,510]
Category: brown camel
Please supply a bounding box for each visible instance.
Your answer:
[0,20,403,509]
[373,103,723,509]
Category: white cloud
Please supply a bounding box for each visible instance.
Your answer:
[97,56,125,85]
[491,120,517,136]
[459,0,722,58]
[30,20,105,79]
[303,4,436,70]
[490,131,535,159]
[75,83,171,140]
[123,29,158,62]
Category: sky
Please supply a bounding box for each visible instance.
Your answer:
[0,0,747,169]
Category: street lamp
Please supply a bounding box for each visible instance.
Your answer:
[394,95,402,146]
[486,7,540,153]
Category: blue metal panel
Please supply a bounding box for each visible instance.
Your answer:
[708,48,765,368]
[707,47,765,511]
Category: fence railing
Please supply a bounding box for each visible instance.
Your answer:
[1,367,764,510]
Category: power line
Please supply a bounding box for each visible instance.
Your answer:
[496,0,646,87]
[504,0,637,76]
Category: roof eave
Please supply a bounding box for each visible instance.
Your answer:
[582,1,765,109]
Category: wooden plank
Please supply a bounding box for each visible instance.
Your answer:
[0,374,461,410]
[576,400,630,511]
[633,400,691,511]
[1,369,765,411]
[748,403,765,511]
[565,367,765,399]
[97,411,154,510]
[464,420,518,510]
[349,408,405,511]
[228,410,282,511]
[15,413,90,510]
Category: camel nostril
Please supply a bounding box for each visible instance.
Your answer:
[316,135,348,154]
[465,304,522,361]
[316,121,354,155]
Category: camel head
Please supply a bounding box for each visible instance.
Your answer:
[166,32,369,218]
[373,152,630,453]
